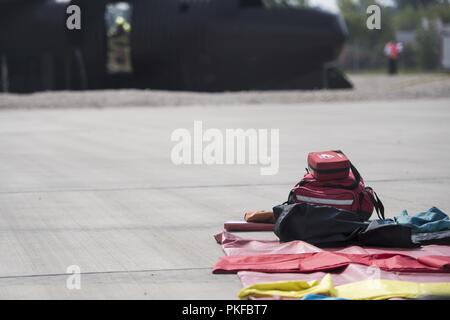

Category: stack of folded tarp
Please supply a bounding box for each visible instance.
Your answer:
[214,205,450,300]
[214,151,450,300]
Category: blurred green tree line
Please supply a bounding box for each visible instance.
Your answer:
[338,0,450,71]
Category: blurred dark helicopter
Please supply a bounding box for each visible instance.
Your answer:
[0,0,352,93]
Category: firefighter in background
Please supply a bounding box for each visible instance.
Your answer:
[107,16,132,73]
[108,16,131,38]
[384,41,403,75]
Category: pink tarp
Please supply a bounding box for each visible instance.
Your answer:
[239,264,450,287]
[215,231,450,258]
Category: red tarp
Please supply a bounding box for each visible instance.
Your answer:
[213,251,450,274]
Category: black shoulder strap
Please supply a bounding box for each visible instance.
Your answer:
[366,187,385,220]
[286,189,296,204]
[323,150,361,190]
[335,150,385,219]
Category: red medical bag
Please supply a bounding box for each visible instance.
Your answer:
[288,150,385,220]
[308,151,350,181]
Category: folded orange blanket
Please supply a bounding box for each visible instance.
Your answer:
[244,210,275,224]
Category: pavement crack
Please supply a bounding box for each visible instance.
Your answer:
[0,267,213,281]
[1,176,450,195]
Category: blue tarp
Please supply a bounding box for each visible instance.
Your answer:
[395,207,450,234]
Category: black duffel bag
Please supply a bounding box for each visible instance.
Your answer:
[273,203,416,248]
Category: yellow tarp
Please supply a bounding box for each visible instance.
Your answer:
[238,274,450,300]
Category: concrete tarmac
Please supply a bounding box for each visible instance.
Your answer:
[0,98,449,299]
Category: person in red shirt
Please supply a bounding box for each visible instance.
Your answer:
[384,41,404,75]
